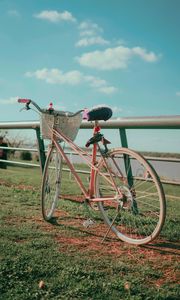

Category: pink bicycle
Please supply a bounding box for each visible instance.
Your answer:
[18,99,166,245]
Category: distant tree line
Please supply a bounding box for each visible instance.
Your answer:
[140,151,180,159]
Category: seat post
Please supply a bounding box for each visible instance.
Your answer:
[88,120,100,197]
[94,120,101,135]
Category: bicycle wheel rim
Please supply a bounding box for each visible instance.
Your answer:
[95,148,166,245]
[41,145,62,221]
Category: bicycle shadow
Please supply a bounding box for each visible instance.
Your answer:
[47,216,117,242]
[142,241,180,256]
[47,217,180,255]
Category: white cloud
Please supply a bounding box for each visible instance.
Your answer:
[79,21,103,33]
[76,46,131,70]
[132,47,159,62]
[34,10,76,23]
[80,30,97,37]
[0,96,19,105]
[97,86,118,95]
[25,68,117,95]
[84,76,117,94]
[85,76,107,88]
[76,46,160,70]
[26,69,83,85]
[76,20,109,47]
[176,91,180,96]
[76,36,109,47]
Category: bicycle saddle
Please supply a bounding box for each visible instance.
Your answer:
[86,106,113,121]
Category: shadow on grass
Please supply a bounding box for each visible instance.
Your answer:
[40,215,180,255]
[142,241,180,256]
[46,216,117,243]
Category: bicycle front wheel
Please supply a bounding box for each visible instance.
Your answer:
[41,145,62,221]
[95,148,166,245]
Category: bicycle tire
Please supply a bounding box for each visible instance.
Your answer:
[41,145,62,221]
[95,148,166,245]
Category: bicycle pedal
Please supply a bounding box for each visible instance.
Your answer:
[83,218,96,228]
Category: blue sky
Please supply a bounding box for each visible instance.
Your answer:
[0,0,180,152]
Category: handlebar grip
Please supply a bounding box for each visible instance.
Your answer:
[18,98,31,104]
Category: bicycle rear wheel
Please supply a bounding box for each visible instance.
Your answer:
[95,148,166,245]
[41,145,62,221]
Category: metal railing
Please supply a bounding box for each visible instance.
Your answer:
[0,115,180,185]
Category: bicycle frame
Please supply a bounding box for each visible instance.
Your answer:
[50,122,118,203]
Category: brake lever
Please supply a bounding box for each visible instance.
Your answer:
[19,103,31,112]
[25,102,31,110]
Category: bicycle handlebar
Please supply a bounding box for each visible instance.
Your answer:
[18,98,83,117]
[18,98,31,104]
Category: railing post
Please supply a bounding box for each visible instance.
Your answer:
[35,128,46,173]
[119,128,133,186]
[119,128,128,148]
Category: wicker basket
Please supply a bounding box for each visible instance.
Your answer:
[40,111,82,141]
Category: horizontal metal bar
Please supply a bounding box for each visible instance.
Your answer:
[1,145,180,163]
[0,159,40,168]
[0,146,38,152]
[1,159,180,186]
[145,156,180,163]
[0,121,40,130]
[81,116,180,129]
[1,115,180,130]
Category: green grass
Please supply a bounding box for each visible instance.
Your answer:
[0,166,179,300]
